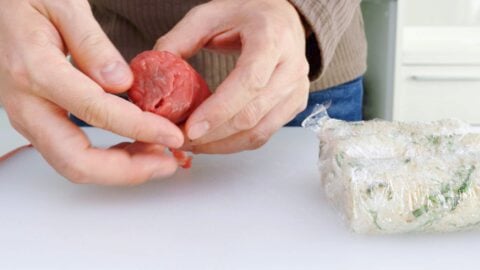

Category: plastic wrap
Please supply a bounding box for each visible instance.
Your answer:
[303,105,480,234]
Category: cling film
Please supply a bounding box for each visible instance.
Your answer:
[303,104,480,234]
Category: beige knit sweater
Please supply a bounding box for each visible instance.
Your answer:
[89,0,367,91]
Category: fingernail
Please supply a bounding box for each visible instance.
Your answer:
[188,121,210,140]
[160,135,182,148]
[101,61,130,85]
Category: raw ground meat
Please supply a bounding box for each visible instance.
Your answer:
[128,50,212,169]
[169,148,192,169]
[128,50,211,124]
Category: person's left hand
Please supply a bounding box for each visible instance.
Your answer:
[155,0,310,154]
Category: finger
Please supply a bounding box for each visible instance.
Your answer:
[18,95,178,185]
[109,141,166,155]
[43,1,133,93]
[154,2,228,58]
[109,142,132,150]
[33,52,184,148]
[185,30,282,140]
[192,87,308,154]
[191,62,307,145]
[205,30,242,52]
[123,142,167,155]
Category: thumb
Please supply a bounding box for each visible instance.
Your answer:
[46,1,132,94]
[154,3,227,59]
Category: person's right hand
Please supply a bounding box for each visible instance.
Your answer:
[0,0,184,185]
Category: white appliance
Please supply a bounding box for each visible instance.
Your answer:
[363,0,480,124]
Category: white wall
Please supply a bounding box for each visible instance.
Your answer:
[404,0,480,26]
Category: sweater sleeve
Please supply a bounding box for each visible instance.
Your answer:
[288,0,362,81]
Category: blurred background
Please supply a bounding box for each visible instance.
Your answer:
[1,0,480,139]
[362,0,480,124]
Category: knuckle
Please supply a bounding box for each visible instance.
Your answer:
[299,60,310,77]
[233,103,262,130]
[4,107,29,138]
[2,95,39,136]
[248,5,274,26]
[26,29,52,49]
[255,28,281,54]
[247,130,270,150]
[207,101,235,127]
[6,113,23,133]
[254,20,283,52]
[264,38,281,57]
[2,52,31,89]
[128,117,147,140]
[78,96,110,129]
[254,0,277,13]
[43,4,77,28]
[78,31,105,51]
[31,60,71,96]
[4,105,26,133]
[238,70,267,93]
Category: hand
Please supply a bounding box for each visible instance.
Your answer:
[155,0,310,154]
[0,0,184,185]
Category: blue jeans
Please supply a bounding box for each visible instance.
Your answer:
[285,77,364,127]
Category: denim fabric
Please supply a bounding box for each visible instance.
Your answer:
[285,76,364,127]
[70,114,89,127]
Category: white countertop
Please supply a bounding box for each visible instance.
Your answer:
[1,127,479,269]
[0,108,28,155]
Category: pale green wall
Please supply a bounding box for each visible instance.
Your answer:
[361,0,397,120]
